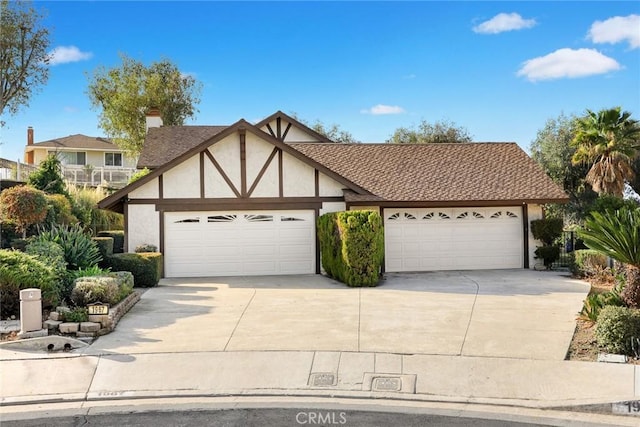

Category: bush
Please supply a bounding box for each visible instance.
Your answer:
[64,307,88,323]
[67,186,124,233]
[44,194,77,226]
[129,167,151,184]
[25,240,67,274]
[104,252,162,287]
[569,249,609,277]
[27,154,68,196]
[595,306,640,355]
[0,185,48,237]
[98,230,125,254]
[317,210,384,287]
[534,245,561,269]
[531,218,564,245]
[93,237,114,260]
[0,249,59,317]
[71,276,121,307]
[135,243,157,253]
[33,224,102,270]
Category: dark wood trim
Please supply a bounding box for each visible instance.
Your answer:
[158,174,163,199]
[314,169,320,197]
[348,199,564,208]
[128,196,344,206]
[247,147,278,197]
[282,122,292,141]
[199,151,205,199]
[522,204,529,269]
[314,208,320,274]
[123,200,129,253]
[159,210,165,278]
[204,149,242,198]
[254,110,333,143]
[276,117,282,139]
[265,123,276,138]
[159,201,325,212]
[380,211,385,274]
[239,129,247,197]
[278,149,284,197]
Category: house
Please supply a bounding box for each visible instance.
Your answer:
[98,111,568,278]
[24,127,137,188]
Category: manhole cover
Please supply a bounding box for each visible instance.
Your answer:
[372,377,401,391]
[309,373,336,387]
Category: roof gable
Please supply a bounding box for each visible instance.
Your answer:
[98,120,369,211]
[255,111,334,143]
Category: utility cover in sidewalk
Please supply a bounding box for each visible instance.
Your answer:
[309,373,337,387]
[362,373,416,394]
[373,377,401,391]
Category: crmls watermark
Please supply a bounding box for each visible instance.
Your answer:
[295,411,347,425]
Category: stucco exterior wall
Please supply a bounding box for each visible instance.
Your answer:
[318,173,344,197]
[282,152,315,196]
[320,202,346,215]
[528,204,544,269]
[127,204,159,252]
[208,134,241,190]
[129,177,159,199]
[245,132,279,197]
[163,155,200,198]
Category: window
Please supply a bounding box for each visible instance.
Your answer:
[208,215,237,222]
[105,152,122,167]
[58,152,86,166]
[245,214,273,222]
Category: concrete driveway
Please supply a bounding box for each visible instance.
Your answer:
[89,270,589,360]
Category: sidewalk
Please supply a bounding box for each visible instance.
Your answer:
[1,348,637,409]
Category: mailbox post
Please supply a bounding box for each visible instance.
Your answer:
[20,288,42,333]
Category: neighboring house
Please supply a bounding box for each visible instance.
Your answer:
[99,111,568,278]
[24,127,137,188]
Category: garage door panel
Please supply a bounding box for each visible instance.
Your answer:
[385,207,523,272]
[165,210,315,277]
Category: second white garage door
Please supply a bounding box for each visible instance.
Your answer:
[384,207,523,272]
[164,210,315,277]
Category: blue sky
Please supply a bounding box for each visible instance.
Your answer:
[1,1,639,162]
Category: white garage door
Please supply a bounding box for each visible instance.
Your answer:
[164,210,315,277]
[384,207,523,272]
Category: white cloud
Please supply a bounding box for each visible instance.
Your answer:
[47,46,93,65]
[473,12,536,34]
[403,73,416,79]
[517,48,621,81]
[588,14,640,49]
[360,104,405,115]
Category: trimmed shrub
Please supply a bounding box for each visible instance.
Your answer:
[135,243,158,253]
[595,306,640,355]
[0,185,48,237]
[98,230,125,254]
[0,249,59,317]
[104,252,162,287]
[93,237,114,259]
[44,194,76,226]
[25,240,67,274]
[531,218,564,245]
[317,210,384,287]
[71,276,121,307]
[33,224,102,270]
[569,249,609,277]
[534,246,561,269]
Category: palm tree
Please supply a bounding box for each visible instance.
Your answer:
[580,207,640,307]
[571,107,640,196]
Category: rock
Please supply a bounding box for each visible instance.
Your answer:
[17,329,48,339]
[76,331,96,338]
[57,306,71,313]
[49,312,60,321]
[43,320,62,330]
[80,322,100,332]
[58,323,79,334]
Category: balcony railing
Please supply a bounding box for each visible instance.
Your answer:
[61,166,136,188]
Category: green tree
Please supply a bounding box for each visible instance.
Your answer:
[386,119,472,144]
[581,207,640,307]
[27,154,68,195]
[529,113,596,222]
[289,113,359,143]
[87,54,202,156]
[0,185,48,237]
[571,107,640,196]
[0,0,50,124]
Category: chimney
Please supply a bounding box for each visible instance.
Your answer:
[25,126,34,164]
[145,108,163,132]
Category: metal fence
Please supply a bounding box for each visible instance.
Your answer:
[552,230,588,269]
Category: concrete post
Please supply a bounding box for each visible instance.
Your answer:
[19,288,42,333]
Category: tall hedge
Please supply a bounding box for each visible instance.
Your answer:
[317,210,384,287]
[104,252,163,287]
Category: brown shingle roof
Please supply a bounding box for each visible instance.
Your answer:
[289,142,568,203]
[138,126,228,168]
[28,134,119,151]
